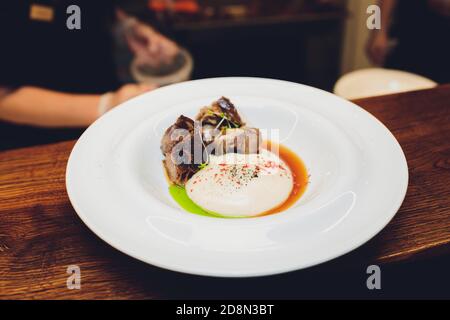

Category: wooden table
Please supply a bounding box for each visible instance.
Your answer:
[1,85,449,299]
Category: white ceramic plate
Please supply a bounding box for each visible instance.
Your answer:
[334,68,436,100]
[66,77,408,277]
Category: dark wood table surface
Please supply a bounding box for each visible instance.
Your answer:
[0,85,449,299]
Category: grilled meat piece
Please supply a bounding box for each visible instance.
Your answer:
[200,124,217,145]
[209,128,262,155]
[160,115,195,156]
[161,98,257,186]
[195,97,244,129]
[161,115,204,185]
[163,158,199,186]
[163,135,200,185]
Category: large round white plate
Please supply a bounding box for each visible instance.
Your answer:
[66,77,408,277]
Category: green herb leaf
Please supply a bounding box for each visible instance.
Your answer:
[198,162,208,170]
[207,110,241,129]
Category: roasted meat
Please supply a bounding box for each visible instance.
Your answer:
[163,145,199,186]
[160,115,195,156]
[161,115,203,185]
[161,97,259,186]
[195,97,245,129]
[209,128,261,155]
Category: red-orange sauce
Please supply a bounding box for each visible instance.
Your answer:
[258,141,309,216]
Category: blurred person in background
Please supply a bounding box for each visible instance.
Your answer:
[0,1,179,150]
[366,0,450,83]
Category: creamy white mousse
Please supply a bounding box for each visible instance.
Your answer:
[186,150,293,217]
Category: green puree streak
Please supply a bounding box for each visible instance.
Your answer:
[168,185,244,219]
[169,185,213,217]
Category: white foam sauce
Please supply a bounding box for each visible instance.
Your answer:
[186,150,293,217]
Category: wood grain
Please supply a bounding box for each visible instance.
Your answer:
[0,85,449,299]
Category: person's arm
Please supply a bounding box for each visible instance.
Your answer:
[0,87,99,127]
[0,84,155,128]
[366,0,398,65]
[379,0,397,32]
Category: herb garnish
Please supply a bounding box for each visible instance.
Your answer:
[207,110,240,129]
[198,162,208,170]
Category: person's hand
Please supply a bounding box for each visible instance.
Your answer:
[117,10,180,67]
[366,31,390,66]
[128,23,179,65]
[98,83,157,116]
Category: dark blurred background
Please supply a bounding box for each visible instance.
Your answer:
[1,0,449,150]
[118,0,347,90]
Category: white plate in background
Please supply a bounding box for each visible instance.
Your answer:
[334,68,436,100]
